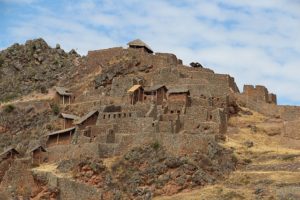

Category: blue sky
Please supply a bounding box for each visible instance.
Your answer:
[0,0,300,105]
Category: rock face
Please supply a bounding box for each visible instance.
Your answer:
[94,56,152,88]
[0,102,51,150]
[59,144,236,199]
[0,38,80,102]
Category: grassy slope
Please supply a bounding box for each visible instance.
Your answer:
[155,109,300,200]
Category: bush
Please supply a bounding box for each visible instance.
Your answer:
[40,85,48,94]
[243,158,252,164]
[4,104,15,113]
[1,93,18,103]
[151,141,160,151]
[51,103,60,115]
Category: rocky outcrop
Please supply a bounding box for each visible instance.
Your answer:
[94,54,152,88]
[0,38,80,102]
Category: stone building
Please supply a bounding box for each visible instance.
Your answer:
[46,127,76,147]
[27,145,47,165]
[144,85,168,105]
[59,113,79,129]
[40,40,245,161]
[243,85,277,104]
[75,110,99,138]
[0,147,19,161]
[127,39,153,54]
[127,85,144,105]
[54,87,73,105]
[168,88,190,105]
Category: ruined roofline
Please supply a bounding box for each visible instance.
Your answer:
[0,147,19,157]
[59,113,80,120]
[55,86,72,96]
[168,88,190,94]
[47,126,76,136]
[144,85,167,92]
[27,145,47,153]
[75,110,99,125]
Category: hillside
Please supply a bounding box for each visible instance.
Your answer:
[155,109,300,199]
[0,38,299,199]
[0,38,81,102]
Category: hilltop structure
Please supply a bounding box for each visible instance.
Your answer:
[35,39,244,161]
[4,38,300,199]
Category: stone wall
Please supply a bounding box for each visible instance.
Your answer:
[185,106,210,121]
[243,85,277,104]
[190,97,211,107]
[32,169,101,200]
[58,177,101,199]
[130,131,217,156]
[211,108,227,134]
[47,132,74,147]
[78,113,99,130]
[268,93,277,104]
[279,106,300,121]
[47,143,100,162]
[283,119,300,140]
[111,75,144,97]
[237,93,300,122]
[87,47,124,68]
[212,95,229,108]
[1,159,37,199]
[236,93,279,117]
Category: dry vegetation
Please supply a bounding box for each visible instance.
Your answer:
[155,108,300,200]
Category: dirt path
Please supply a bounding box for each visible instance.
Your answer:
[0,89,55,108]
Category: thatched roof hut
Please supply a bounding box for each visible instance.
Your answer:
[127,39,153,54]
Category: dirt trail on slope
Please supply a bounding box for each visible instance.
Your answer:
[0,89,55,108]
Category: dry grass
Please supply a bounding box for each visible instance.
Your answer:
[155,108,300,200]
[0,89,56,108]
[103,156,121,171]
[32,163,72,178]
[154,184,254,200]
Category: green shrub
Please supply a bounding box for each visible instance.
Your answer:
[243,158,252,164]
[40,85,48,94]
[51,103,60,115]
[4,104,15,113]
[1,93,18,103]
[151,141,160,151]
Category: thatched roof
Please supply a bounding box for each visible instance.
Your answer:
[75,110,99,125]
[144,85,167,93]
[168,88,190,94]
[47,127,76,136]
[0,147,19,157]
[127,85,142,93]
[55,87,72,96]
[127,39,153,53]
[59,113,79,120]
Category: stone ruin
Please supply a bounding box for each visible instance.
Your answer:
[36,39,242,162]
[3,39,300,199]
[3,39,296,164]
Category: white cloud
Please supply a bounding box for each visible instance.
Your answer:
[2,0,300,104]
